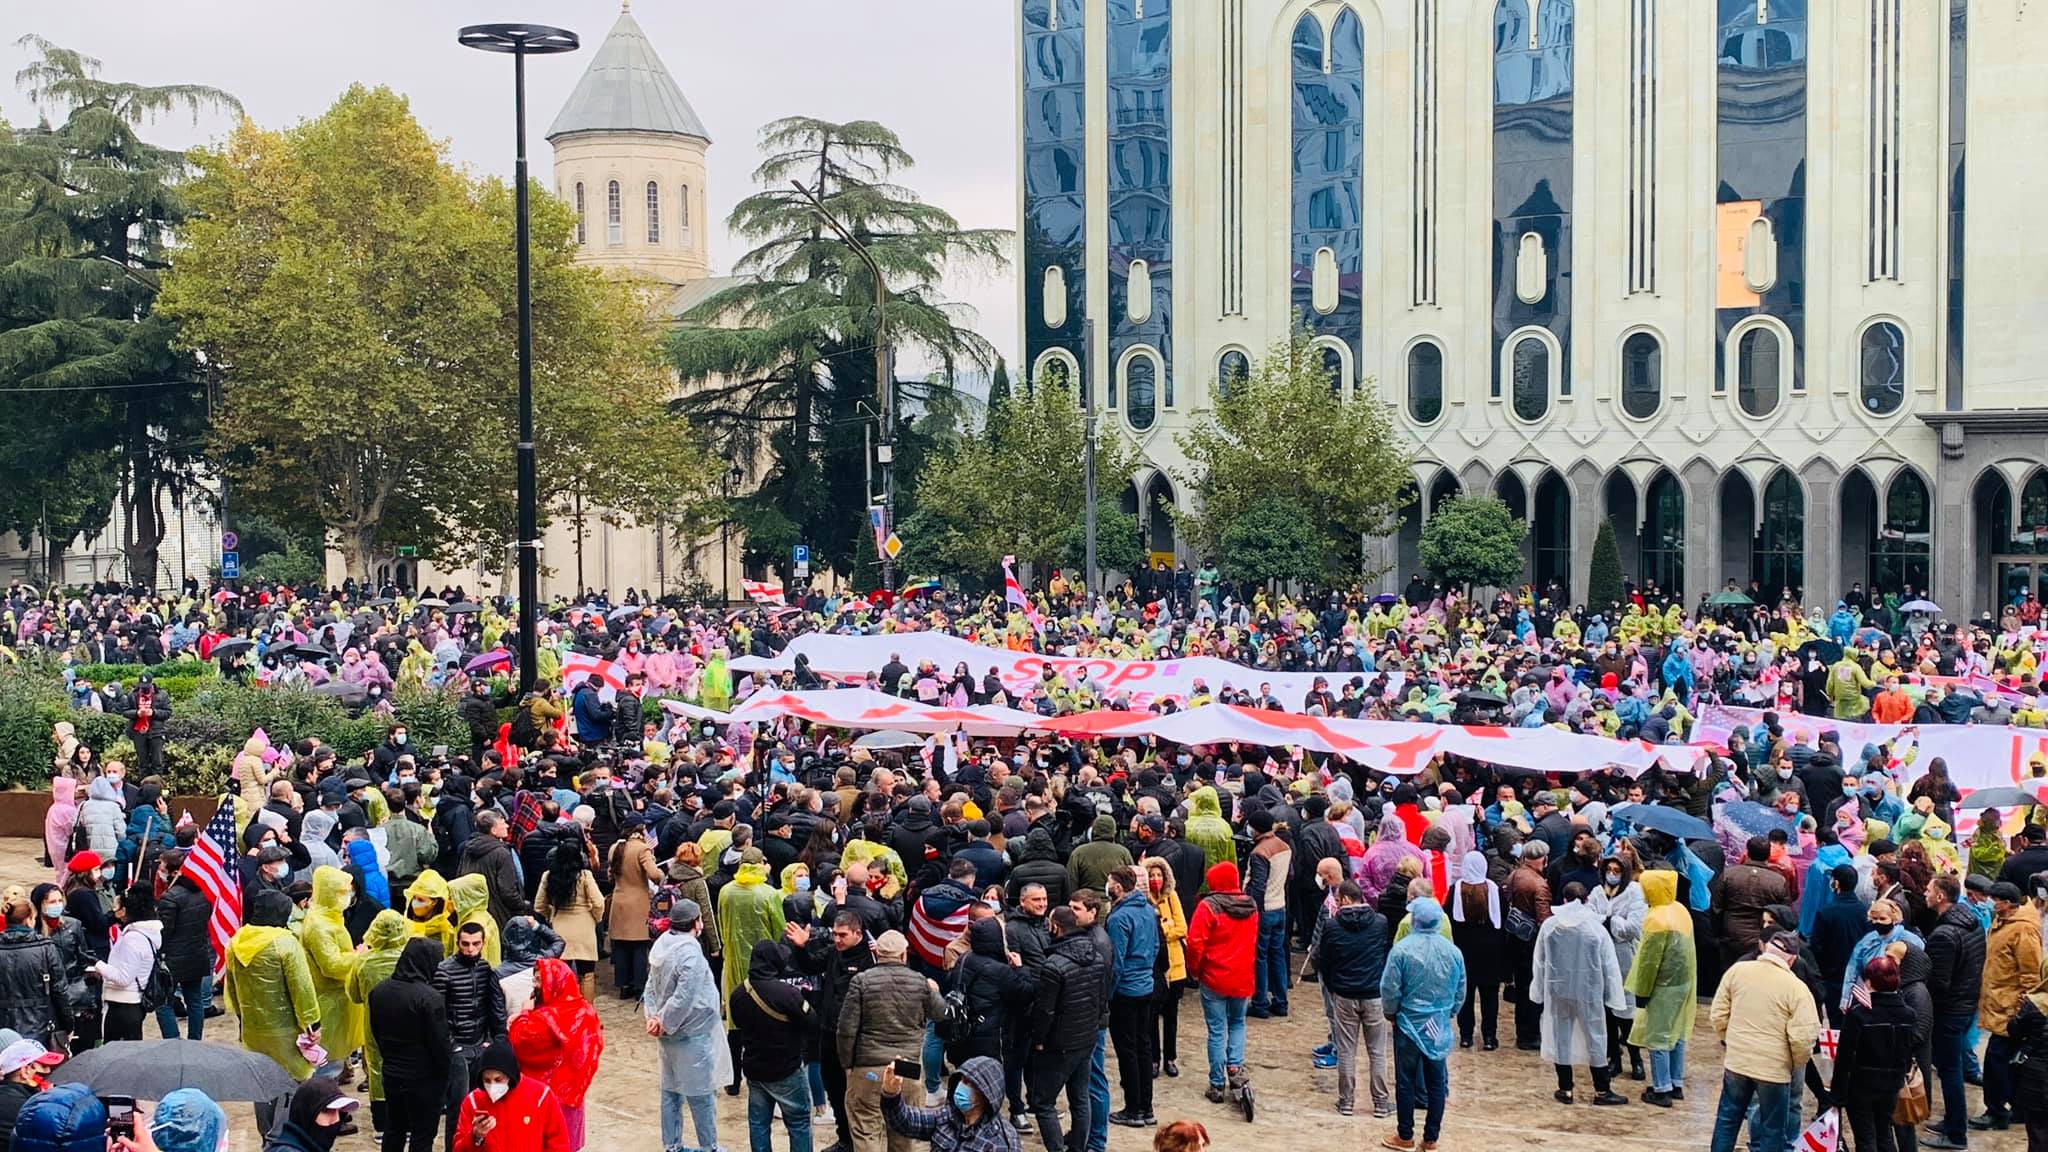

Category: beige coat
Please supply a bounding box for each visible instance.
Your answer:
[535,869,605,963]
[1710,955,1820,1084]
[1980,901,2045,1036]
[606,833,660,942]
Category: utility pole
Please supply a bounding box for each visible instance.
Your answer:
[1083,318,1099,599]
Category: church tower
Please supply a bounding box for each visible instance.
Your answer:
[546,3,710,285]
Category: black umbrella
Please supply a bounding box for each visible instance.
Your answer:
[1611,802,1715,841]
[211,638,255,660]
[1960,786,2046,809]
[363,597,396,608]
[277,642,332,662]
[1457,689,1508,708]
[1796,638,1845,666]
[446,601,484,615]
[53,1039,296,1103]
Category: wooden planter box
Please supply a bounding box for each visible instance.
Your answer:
[0,790,221,839]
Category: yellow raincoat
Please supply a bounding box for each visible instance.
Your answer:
[1626,870,1698,1051]
[298,866,366,1061]
[700,654,733,711]
[448,872,501,966]
[715,859,785,1024]
[345,911,410,1102]
[404,870,456,956]
[224,916,320,1079]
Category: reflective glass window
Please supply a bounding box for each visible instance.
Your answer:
[1860,321,1905,415]
[1873,470,1931,592]
[1738,327,1781,416]
[1408,342,1444,423]
[1217,350,1249,399]
[1512,336,1549,420]
[1126,355,1157,430]
[1322,346,1345,396]
[1621,332,1661,418]
[606,180,622,245]
[1292,10,1363,369]
[1108,0,1173,409]
[646,181,661,245]
[1641,471,1685,598]
[1755,469,1805,597]
[1023,0,1087,379]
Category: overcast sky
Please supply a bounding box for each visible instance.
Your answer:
[3,1,1019,372]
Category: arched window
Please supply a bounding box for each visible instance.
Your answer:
[1408,341,1444,423]
[1755,470,1805,597]
[573,182,586,245]
[1216,350,1249,399]
[1511,336,1549,421]
[1737,326,1781,416]
[680,184,691,229]
[605,180,622,245]
[1860,322,1905,415]
[1873,470,1932,593]
[645,181,661,244]
[1126,355,1157,431]
[1621,332,1661,418]
[1321,345,1346,396]
[1641,471,1685,599]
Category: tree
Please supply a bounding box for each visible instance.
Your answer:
[667,117,1009,577]
[161,85,707,579]
[0,37,241,586]
[899,374,1136,582]
[1419,495,1527,593]
[1061,501,1142,580]
[1588,517,1625,610]
[1219,495,1322,588]
[1178,327,1410,581]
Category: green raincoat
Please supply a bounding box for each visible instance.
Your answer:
[715,859,785,1024]
[299,866,366,1060]
[345,911,410,1102]
[448,872,502,967]
[1184,787,1239,885]
[223,923,320,1079]
[1625,870,1698,1050]
[700,654,733,712]
[404,870,456,957]
[1970,822,2009,881]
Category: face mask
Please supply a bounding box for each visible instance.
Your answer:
[1314,875,1328,891]
[42,902,63,919]
[1604,871,1622,887]
[1778,767,1794,780]
[100,867,116,882]
[484,1081,510,1103]
[265,864,287,881]
[952,1082,976,1112]
[398,774,416,786]
[394,733,407,745]
[1863,784,1881,797]
[794,876,811,893]
[1843,783,1857,796]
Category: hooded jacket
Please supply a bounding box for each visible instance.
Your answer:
[457,832,529,927]
[880,1055,1022,1152]
[1030,928,1109,1054]
[346,911,412,1100]
[223,891,320,1079]
[1005,828,1070,908]
[156,872,215,984]
[11,1084,105,1152]
[951,917,1035,1057]
[368,937,452,1088]
[1185,861,1258,998]
[509,958,604,1108]
[454,1041,570,1152]
[448,873,502,967]
[1104,889,1160,999]
[728,940,813,1084]
[298,867,364,1059]
[1183,787,1239,881]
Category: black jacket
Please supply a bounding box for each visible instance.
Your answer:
[1143,837,1206,915]
[1001,908,1051,974]
[1030,930,1108,1055]
[0,929,71,1043]
[1834,989,1919,1097]
[1925,901,1988,1014]
[518,822,581,903]
[950,918,1035,1059]
[1998,846,2048,891]
[369,939,452,1087]
[457,693,499,745]
[1316,904,1392,1000]
[456,833,529,924]
[156,875,215,983]
[729,942,814,1083]
[793,935,874,1031]
[0,1079,36,1152]
[1007,830,1071,909]
[432,951,507,1047]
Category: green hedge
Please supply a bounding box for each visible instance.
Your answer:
[0,664,471,795]
[59,662,214,703]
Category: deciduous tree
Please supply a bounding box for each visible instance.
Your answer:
[1419,495,1527,594]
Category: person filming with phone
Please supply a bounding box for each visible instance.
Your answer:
[836,930,944,1152]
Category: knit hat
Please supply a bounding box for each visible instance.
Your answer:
[873,930,908,959]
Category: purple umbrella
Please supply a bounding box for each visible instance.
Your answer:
[465,650,512,673]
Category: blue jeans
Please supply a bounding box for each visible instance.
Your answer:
[1200,989,1248,1087]
[660,1089,718,1152]
[747,1069,812,1152]
[1392,1029,1447,1144]
[154,976,210,1041]
[1087,1030,1108,1151]
[1710,1071,1791,1152]
[1252,908,1289,1011]
[1932,1010,1974,1142]
[1965,1012,1983,1078]
[922,1021,946,1094]
[1649,1040,1687,1093]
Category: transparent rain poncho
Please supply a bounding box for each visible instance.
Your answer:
[1531,899,1629,1067]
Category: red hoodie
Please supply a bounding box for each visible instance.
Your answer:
[1184,861,1259,999]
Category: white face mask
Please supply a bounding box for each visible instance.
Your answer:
[484,1081,510,1103]
[42,902,63,919]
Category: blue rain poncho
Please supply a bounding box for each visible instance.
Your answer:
[149,1090,226,1152]
[1380,898,1467,1062]
[1531,899,1630,1067]
[643,927,729,1096]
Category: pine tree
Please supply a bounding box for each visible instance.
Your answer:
[1588,518,1626,611]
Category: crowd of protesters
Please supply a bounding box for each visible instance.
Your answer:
[9,568,2048,1152]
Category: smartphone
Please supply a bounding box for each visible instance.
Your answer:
[431,744,449,759]
[890,1057,921,1081]
[100,1096,135,1142]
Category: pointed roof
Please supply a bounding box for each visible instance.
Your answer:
[546,7,710,143]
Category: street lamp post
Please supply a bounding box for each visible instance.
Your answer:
[458,22,579,694]
[789,180,894,593]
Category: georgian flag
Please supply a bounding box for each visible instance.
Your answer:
[742,579,786,606]
[1001,556,1043,631]
[562,651,627,701]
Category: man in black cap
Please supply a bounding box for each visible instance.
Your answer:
[1997,824,2048,890]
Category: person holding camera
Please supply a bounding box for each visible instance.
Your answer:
[837,930,945,1152]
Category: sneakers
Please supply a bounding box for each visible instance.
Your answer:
[1968,1113,2010,1131]
[1010,1114,1034,1135]
[1372,1107,1394,1120]
[1336,1102,1354,1117]
[1918,1134,1967,1150]
[1668,1086,1685,1101]
[1313,1051,1339,1069]
[1641,1088,1673,1108]
[1108,1111,1148,1128]
[1380,1138,1417,1151]
[1313,1043,1336,1059]
[1206,1084,1227,1104]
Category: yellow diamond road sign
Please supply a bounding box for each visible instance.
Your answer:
[883,533,903,559]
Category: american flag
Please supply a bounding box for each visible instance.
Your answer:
[186,796,242,976]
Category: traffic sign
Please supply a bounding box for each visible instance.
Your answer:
[220,531,238,552]
[882,533,903,559]
[792,544,810,566]
[220,551,240,580]
[396,545,418,557]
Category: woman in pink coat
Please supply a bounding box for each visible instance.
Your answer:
[44,777,77,883]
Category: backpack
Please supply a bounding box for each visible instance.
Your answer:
[509,707,540,751]
[937,966,982,1050]
[136,935,177,1012]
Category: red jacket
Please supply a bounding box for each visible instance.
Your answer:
[1184,861,1259,999]
[508,959,604,1108]
[455,1075,569,1152]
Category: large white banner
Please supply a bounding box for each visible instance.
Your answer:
[1695,703,2048,794]
[732,631,1401,710]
